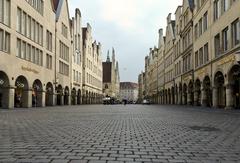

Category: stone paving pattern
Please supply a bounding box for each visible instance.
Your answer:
[0,105,240,163]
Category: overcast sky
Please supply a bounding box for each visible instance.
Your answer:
[69,0,181,82]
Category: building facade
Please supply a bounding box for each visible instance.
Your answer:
[102,49,120,99]
[138,72,145,102]
[82,24,103,104]
[0,0,103,109]
[120,82,138,102]
[139,0,240,109]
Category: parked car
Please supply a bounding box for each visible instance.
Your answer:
[142,99,151,105]
[103,97,111,105]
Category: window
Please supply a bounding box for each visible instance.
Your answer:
[25,0,44,15]
[26,44,31,61]
[195,24,198,40]
[199,18,203,36]
[17,8,21,32]
[199,48,203,66]
[204,43,209,63]
[59,41,69,62]
[21,41,26,59]
[214,0,221,21]
[62,23,68,38]
[0,29,10,53]
[195,51,199,68]
[0,0,10,26]
[215,34,221,57]
[222,0,229,12]
[222,27,228,52]
[46,54,52,69]
[22,12,26,35]
[59,61,69,76]
[0,29,3,51]
[232,19,240,47]
[46,30,52,51]
[17,39,21,57]
[203,12,208,32]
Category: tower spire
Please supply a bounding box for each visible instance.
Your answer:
[106,50,110,62]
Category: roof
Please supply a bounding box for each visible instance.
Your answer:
[120,82,138,90]
[52,0,60,11]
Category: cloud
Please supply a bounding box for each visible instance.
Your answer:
[70,0,181,82]
[99,0,139,30]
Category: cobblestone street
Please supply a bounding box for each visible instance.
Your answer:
[0,105,240,163]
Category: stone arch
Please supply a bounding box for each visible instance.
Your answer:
[178,83,182,105]
[171,86,175,104]
[15,75,29,108]
[56,85,63,105]
[32,79,43,107]
[167,88,171,104]
[188,80,194,105]
[183,83,187,105]
[228,65,240,108]
[77,89,81,105]
[175,84,178,105]
[86,91,89,104]
[0,71,10,108]
[202,76,212,107]
[71,88,77,105]
[46,82,54,106]
[214,71,226,108]
[64,86,70,105]
[194,79,201,106]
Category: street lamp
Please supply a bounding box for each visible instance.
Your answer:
[0,79,4,85]
[16,81,24,88]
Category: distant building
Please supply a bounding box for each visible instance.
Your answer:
[102,48,120,99]
[138,72,145,102]
[120,82,138,102]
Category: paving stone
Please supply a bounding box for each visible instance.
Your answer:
[0,105,239,163]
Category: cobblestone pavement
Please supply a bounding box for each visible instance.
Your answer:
[0,105,240,163]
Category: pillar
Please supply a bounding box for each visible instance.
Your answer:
[178,90,182,105]
[2,86,14,109]
[194,90,200,106]
[225,84,234,109]
[41,91,46,107]
[68,95,71,105]
[212,87,218,108]
[60,95,64,105]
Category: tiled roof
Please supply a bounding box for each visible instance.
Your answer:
[52,0,60,11]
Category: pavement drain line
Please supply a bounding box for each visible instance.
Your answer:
[189,126,221,132]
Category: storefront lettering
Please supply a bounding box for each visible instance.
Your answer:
[21,66,39,74]
[217,55,235,66]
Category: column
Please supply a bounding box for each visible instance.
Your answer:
[41,91,46,107]
[225,84,234,109]
[68,94,71,105]
[194,90,200,106]
[175,91,178,105]
[74,96,78,105]
[2,86,14,109]
[178,90,182,105]
[60,95,64,105]
[212,87,218,108]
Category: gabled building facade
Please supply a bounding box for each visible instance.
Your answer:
[0,0,103,109]
[140,0,240,110]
